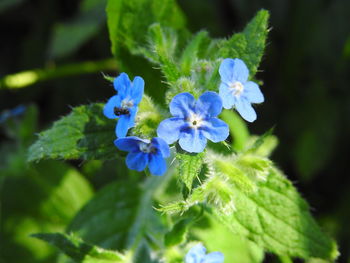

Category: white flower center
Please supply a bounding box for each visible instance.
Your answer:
[121,99,134,108]
[187,113,203,129]
[229,81,244,96]
[139,142,156,153]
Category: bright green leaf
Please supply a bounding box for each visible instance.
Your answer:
[212,168,339,260]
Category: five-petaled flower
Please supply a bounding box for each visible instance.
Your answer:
[185,243,224,263]
[103,73,144,137]
[157,91,229,153]
[219,58,264,122]
[115,136,170,176]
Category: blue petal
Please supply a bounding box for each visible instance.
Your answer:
[185,244,206,263]
[244,81,264,104]
[235,98,257,122]
[114,73,131,97]
[203,252,224,263]
[219,82,235,109]
[195,91,223,118]
[126,152,148,171]
[201,118,229,143]
[151,137,170,158]
[114,136,149,152]
[127,106,138,128]
[116,114,131,137]
[130,76,144,105]
[169,92,195,118]
[148,153,167,175]
[179,128,207,153]
[103,95,121,119]
[219,58,249,83]
[157,117,185,144]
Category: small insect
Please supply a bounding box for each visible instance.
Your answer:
[114,107,130,116]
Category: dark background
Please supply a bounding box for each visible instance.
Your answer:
[1,0,349,261]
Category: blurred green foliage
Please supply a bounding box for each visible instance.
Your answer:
[0,0,349,262]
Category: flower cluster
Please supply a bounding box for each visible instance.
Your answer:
[185,244,224,263]
[103,58,263,175]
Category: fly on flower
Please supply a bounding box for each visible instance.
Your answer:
[185,243,224,263]
[103,73,144,137]
[219,58,264,122]
[115,136,170,176]
[157,91,229,153]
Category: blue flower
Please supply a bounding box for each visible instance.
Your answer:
[157,92,229,153]
[185,244,224,263]
[0,105,26,124]
[114,136,170,176]
[219,58,264,122]
[103,73,144,137]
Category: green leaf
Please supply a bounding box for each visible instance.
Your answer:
[66,177,167,261]
[27,103,117,162]
[212,168,339,260]
[218,9,269,77]
[141,23,181,83]
[49,0,106,59]
[106,0,186,56]
[32,233,127,263]
[161,150,338,260]
[176,151,205,192]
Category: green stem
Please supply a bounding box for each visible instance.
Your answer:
[0,58,118,90]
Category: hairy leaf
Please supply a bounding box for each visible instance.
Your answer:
[32,233,127,263]
[212,168,338,260]
[144,23,181,82]
[176,151,205,192]
[218,9,269,77]
[27,104,117,162]
[106,0,186,55]
[161,152,338,260]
